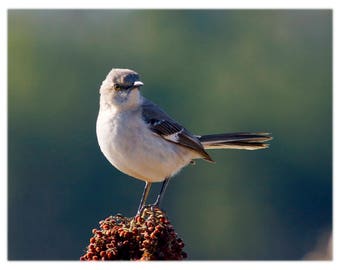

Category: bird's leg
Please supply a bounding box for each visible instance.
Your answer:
[152,177,170,209]
[137,181,152,215]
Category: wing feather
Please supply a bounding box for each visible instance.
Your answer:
[141,99,213,162]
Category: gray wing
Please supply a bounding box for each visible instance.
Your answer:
[141,98,213,162]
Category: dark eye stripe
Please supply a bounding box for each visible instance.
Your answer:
[122,85,133,90]
[114,83,134,91]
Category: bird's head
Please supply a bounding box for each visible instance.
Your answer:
[99,68,144,111]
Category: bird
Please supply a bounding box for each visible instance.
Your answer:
[96,68,272,215]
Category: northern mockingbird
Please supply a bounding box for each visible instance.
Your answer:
[96,68,272,214]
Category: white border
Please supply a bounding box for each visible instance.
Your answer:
[1,1,338,270]
[1,0,338,9]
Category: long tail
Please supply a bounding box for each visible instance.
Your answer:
[198,132,272,150]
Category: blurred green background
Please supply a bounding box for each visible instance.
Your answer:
[8,10,332,260]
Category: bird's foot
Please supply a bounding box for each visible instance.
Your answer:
[135,205,146,217]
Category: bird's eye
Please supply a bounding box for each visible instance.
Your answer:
[114,84,121,91]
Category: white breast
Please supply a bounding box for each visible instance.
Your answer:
[96,108,194,182]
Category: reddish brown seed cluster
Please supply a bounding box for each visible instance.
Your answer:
[80,206,187,260]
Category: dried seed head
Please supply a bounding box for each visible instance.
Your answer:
[80,205,186,260]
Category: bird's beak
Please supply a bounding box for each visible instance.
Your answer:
[133,81,144,87]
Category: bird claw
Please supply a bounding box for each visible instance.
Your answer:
[136,205,146,217]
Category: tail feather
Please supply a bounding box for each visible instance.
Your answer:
[199,132,272,150]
